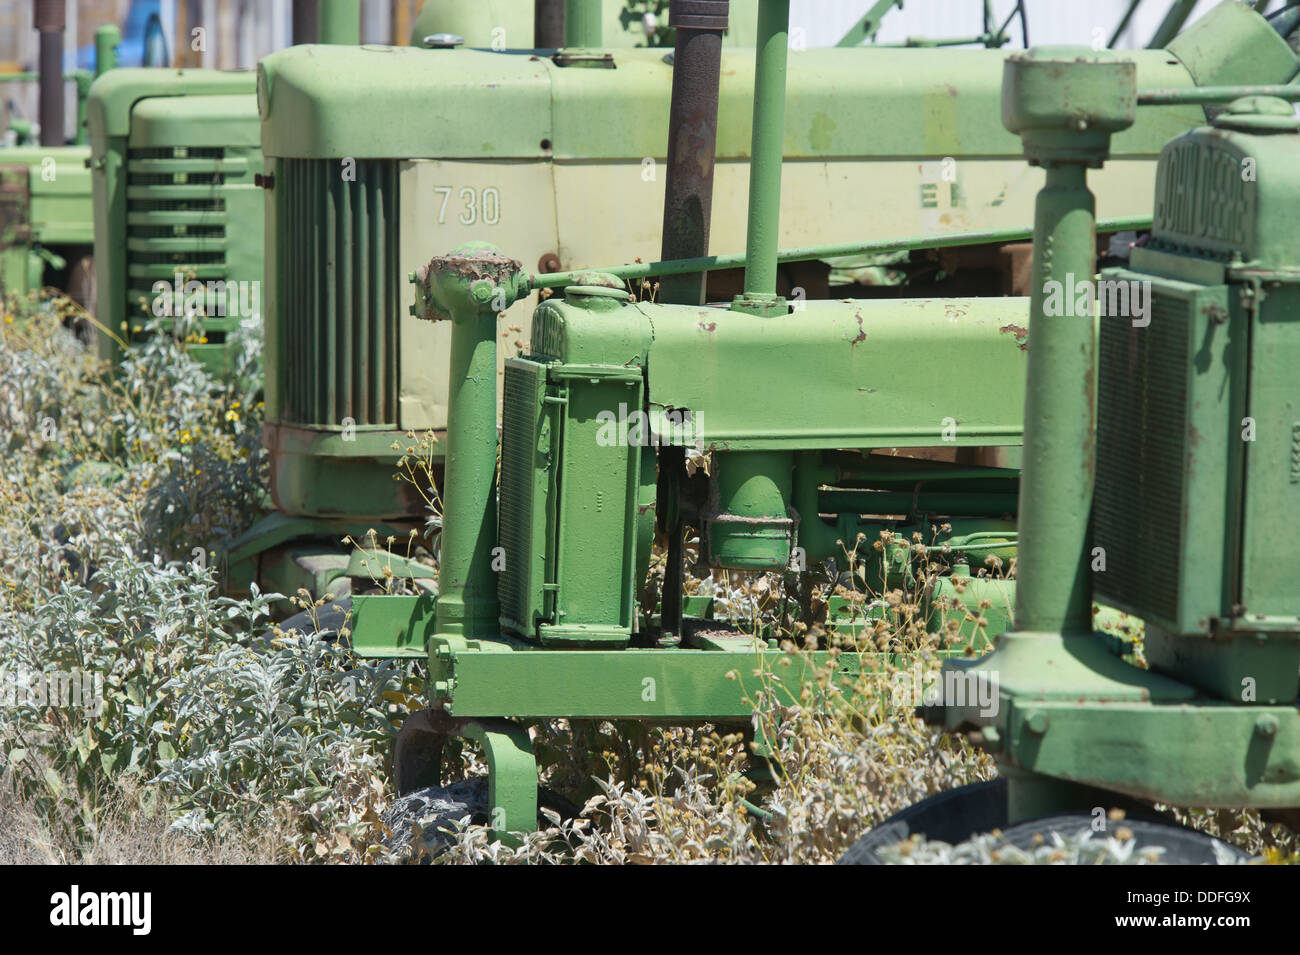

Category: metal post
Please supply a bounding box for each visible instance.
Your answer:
[292,0,318,43]
[34,0,65,148]
[319,0,361,44]
[736,0,790,312]
[415,245,529,640]
[658,0,728,305]
[1147,0,1196,48]
[535,0,565,48]
[1013,162,1096,634]
[564,0,602,47]
[1001,48,1135,635]
[95,25,121,77]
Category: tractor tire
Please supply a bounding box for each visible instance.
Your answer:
[382,777,578,862]
[274,595,351,641]
[996,814,1253,864]
[837,779,1008,864]
[65,253,96,347]
[382,778,491,860]
[838,779,1253,864]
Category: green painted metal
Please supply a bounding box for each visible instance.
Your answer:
[255,43,1235,162]
[1001,47,1134,636]
[1147,0,1198,49]
[87,69,263,374]
[410,0,760,49]
[1164,0,1298,92]
[709,450,794,570]
[632,296,1031,450]
[318,0,361,44]
[1137,83,1300,105]
[95,25,121,78]
[835,0,902,47]
[350,594,434,658]
[412,244,530,644]
[221,509,420,597]
[462,719,537,844]
[427,633,860,719]
[926,47,1300,822]
[738,0,788,306]
[530,215,1155,289]
[564,0,603,47]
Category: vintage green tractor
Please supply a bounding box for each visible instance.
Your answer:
[226,0,1298,607]
[0,25,119,313]
[328,1,1300,844]
[83,0,376,376]
[840,35,1300,863]
[86,68,264,374]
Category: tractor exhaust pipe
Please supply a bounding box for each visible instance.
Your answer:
[294,0,359,44]
[292,0,318,43]
[734,0,789,313]
[535,0,565,48]
[34,0,65,147]
[656,0,728,643]
[658,0,728,305]
[564,0,602,46]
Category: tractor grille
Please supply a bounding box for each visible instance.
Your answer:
[1093,290,1189,623]
[125,147,231,333]
[498,359,547,636]
[276,158,399,428]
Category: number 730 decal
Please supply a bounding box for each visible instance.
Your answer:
[433,186,502,225]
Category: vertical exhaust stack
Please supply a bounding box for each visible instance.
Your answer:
[94,25,121,78]
[534,0,565,48]
[292,0,319,44]
[658,0,729,306]
[564,0,602,47]
[294,0,359,45]
[34,0,65,147]
[732,0,789,316]
[414,246,529,642]
[319,0,361,45]
[656,0,728,644]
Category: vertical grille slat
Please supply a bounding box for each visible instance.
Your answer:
[124,146,229,333]
[277,158,399,428]
[1094,292,1189,622]
[499,360,548,636]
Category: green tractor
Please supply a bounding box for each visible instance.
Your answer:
[842,16,1300,865]
[227,0,1298,610]
[330,0,1300,846]
[1,24,120,315]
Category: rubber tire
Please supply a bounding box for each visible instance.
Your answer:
[837,779,1008,865]
[382,777,579,862]
[997,814,1252,864]
[65,253,96,347]
[274,595,351,641]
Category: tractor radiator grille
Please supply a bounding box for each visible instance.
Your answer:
[125,147,231,333]
[276,158,399,428]
[498,359,547,636]
[1093,291,1189,622]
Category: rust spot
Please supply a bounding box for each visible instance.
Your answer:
[850,312,866,346]
[1000,323,1029,350]
[698,320,717,333]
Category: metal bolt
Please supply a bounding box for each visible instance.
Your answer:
[1025,711,1050,735]
[1255,715,1279,738]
